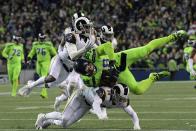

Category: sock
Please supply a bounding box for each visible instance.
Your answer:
[124,105,140,127]
[45,112,62,120]
[29,76,45,89]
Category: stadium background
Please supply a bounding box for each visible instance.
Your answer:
[0,0,195,130]
[0,0,195,82]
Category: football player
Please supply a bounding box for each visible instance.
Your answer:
[27,33,57,98]
[18,15,96,96]
[2,35,24,96]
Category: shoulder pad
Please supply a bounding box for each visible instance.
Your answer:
[45,41,53,46]
[5,43,14,47]
[65,33,76,44]
[33,42,39,45]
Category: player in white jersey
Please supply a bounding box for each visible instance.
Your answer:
[35,75,141,130]
[18,15,96,96]
[53,25,117,111]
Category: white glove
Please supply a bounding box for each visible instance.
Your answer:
[84,39,94,51]
[190,70,196,77]
[18,86,32,96]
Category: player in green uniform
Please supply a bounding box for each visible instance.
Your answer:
[2,36,24,96]
[183,40,196,80]
[80,29,188,95]
[27,33,57,98]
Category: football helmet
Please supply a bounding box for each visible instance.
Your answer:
[100,25,114,42]
[113,84,129,99]
[74,17,92,36]
[74,58,96,76]
[72,12,85,24]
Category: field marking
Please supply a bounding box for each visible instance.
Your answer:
[16,105,53,110]
[0,129,194,131]
[1,118,196,121]
[0,129,193,131]
[155,81,195,84]
[2,111,196,114]
[165,97,196,100]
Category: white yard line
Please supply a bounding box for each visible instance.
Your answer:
[2,111,196,114]
[0,129,193,131]
[1,118,196,121]
[0,129,194,131]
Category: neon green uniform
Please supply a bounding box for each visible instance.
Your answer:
[2,42,24,96]
[28,41,57,97]
[83,35,175,95]
[184,47,196,80]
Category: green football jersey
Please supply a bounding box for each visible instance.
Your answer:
[28,41,56,62]
[81,42,114,87]
[2,42,24,64]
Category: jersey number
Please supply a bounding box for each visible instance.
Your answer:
[103,59,109,68]
[13,49,21,56]
[37,48,46,56]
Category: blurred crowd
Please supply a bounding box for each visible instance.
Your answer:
[0,0,196,72]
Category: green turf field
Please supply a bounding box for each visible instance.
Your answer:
[0,81,195,131]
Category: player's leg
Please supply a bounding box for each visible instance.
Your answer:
[118,68,170,95]
[12,64,21,96]
[123,105,140,130]
[61,91,90,128]
[35,90,90,129]
[7,64,14,96]
[40,61,50,98]
[35,111,62,129]
[54,71,83,111]
[18,56,63,96]
[115,31,187,66]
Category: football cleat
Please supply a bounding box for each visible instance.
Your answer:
[149,71,171,81]
[133,124,141,130]
[35,113,45,130]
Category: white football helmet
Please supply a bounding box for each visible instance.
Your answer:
[72,12,85,27]
[113,84,129,99]
[74,17,92,36]
[101,25,114,42]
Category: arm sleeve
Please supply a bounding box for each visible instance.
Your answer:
[2,45,9,59]
[28,45,36,59]
[50,46,57,56]
[70,47,87,60]
[96,42,115,60]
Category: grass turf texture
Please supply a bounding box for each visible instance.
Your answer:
[0,81,195,131]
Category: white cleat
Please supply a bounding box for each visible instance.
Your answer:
[35,113,45,130]
[18,85,32,96]
[133,124,141,130]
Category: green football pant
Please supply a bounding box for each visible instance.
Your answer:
[36,61,50,97]
[7,63,21,96]
[115,35,174,94]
